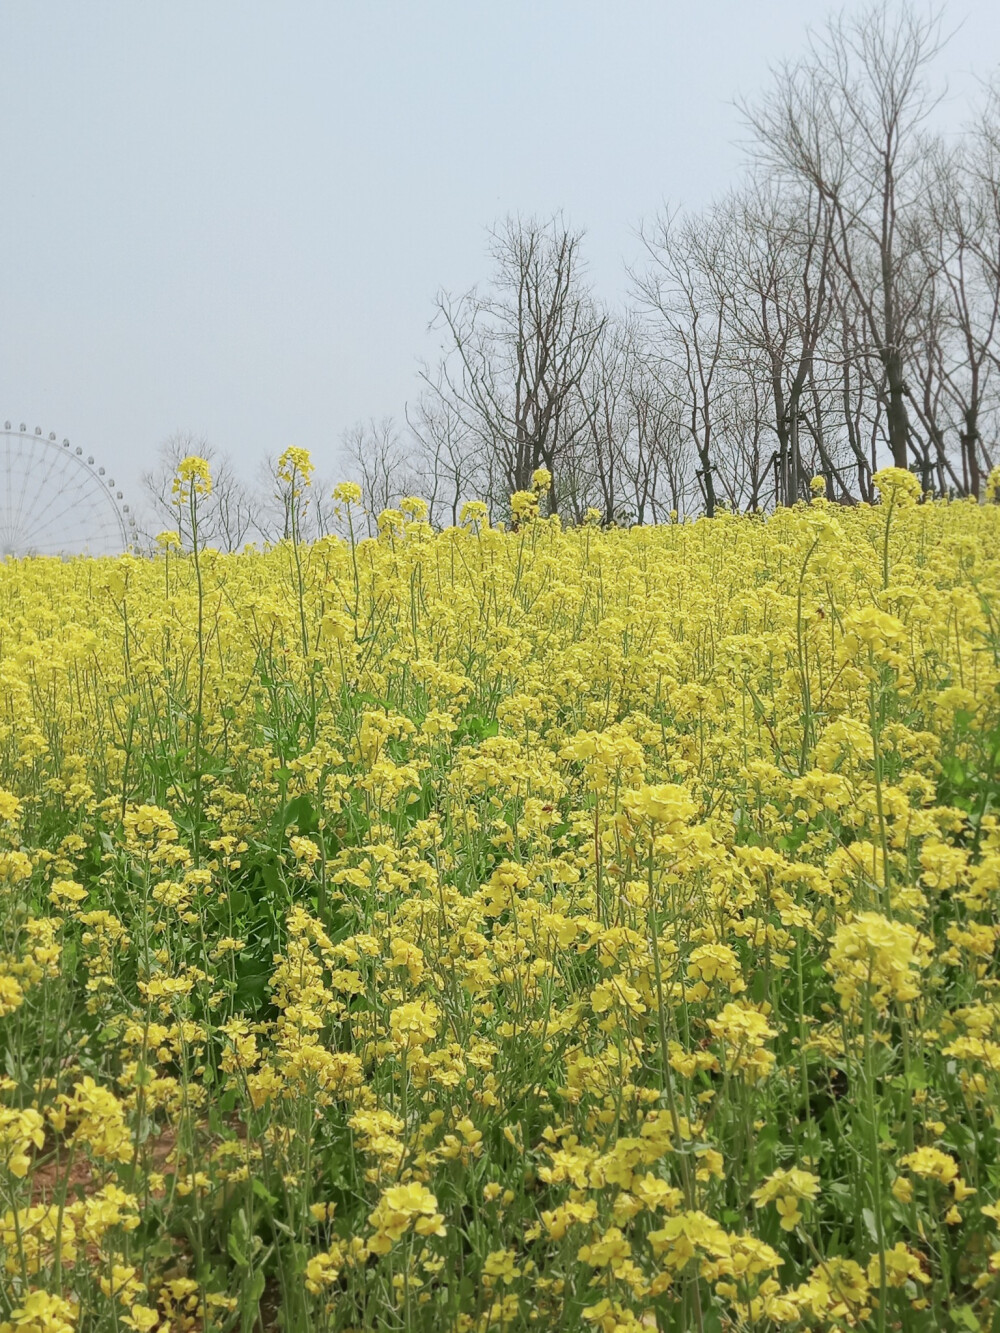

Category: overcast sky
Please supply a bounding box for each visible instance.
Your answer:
[1,0,997,508]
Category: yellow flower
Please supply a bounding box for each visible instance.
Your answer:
[775,1195,802,1230]
[867,1243,930,1289]
[48,878,87,906]
[99,1264,145,1303]
[2,424,1000,1324]
[277,447,314,487]
[891,1174,914,1204]
[304,1245,343,1293]
[707,1001,777,1081]
[510,490,539,519]
[332,479,362,504]
[752,1167,820,1232]
[388,1000,440,1050]
[368,1183,445,1254]
[625,782,697,830]
[898,1146,959,1185]
[688,943,744,993]
[122,1306,158,1333]
[0,1106,45,1177]
[0,1291,77,1333]
[0,789,22,823]
[0,974,25,1017]
[826,912,930,1013]
[873,465,921,502]
[647,1210,733,1272]
[171,455,212,499]
[52,1078,133,1163]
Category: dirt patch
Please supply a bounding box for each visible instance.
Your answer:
[28,1125,178,1203]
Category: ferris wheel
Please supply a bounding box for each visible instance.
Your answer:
[1,422,137,559]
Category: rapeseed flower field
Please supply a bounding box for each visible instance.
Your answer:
[2,456,1000,1332]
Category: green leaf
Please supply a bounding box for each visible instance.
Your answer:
[252,1178,279,1208]
[950,1305,982,1331]
[284,793,319,835]
[777,822,811,852]
[825,1181,853,1209]
[234,960,270,1011]
[462,714,499,742]
[227,1230,248,1267]
[240,1270,266,1333]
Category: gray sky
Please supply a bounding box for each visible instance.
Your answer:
[1,1,997,509]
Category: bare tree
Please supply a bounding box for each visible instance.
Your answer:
[925,121,1000,492]
[339,418,416,534]
[136,10,1000,530]
[575,316,639,522]
[744,3,945,471]
[630,362,694,520]
[141,431,257,551]
[717,181,847,503]
[406,391,479,527]
[636,209,732,516]
[712,368,775,511]
[430,215,606,514]
[251,454,338,545]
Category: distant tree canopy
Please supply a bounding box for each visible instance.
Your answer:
[143,4,1000,540]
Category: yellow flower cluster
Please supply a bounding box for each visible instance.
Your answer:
[170,454,212,501]
[0,468,999,1327]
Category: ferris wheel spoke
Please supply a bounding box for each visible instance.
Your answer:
[15,469,100,545]
[10,440,66,551]
[5,438,37,544]
[29,506,114,554]
[11,486,74,547]
[2,437,20,552]
[20,483,108,552]
[0,428,131,558]
[5,438,55,553]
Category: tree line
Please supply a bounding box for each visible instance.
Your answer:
[143,3,1000,545]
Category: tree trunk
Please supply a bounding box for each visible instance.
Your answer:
[884,351,911,469]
